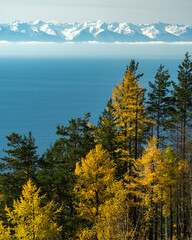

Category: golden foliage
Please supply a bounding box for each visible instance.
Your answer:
[4,179,62,240]
[95,180,133,240]
[112,69,148,139]
[0,221,11,240]
[74,144,116,222]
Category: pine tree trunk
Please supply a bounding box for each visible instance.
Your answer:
[157,104,160,148]
[149,223,153,240]
[176,122,179,155]
[135,95,138,161]
[149,200,154,240]
[155,203,158,240]
[180,120,183,159]
[177,201,179,240]
[183,106,186,160]
[190,161,192,239]
[161,202,163,240]
[165,206,168,240]
[170,186,173,240]
[183,180,187,239]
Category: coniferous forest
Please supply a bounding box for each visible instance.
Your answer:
[0,52,192,240]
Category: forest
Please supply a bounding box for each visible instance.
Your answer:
[0,52,192,240]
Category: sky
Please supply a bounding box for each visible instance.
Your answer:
[0,0,191,25]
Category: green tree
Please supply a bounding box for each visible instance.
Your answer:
[147,64,173,148]
[38,113,95,239]
[173,52,192,159]
[91,98,122,178]
[94,99,118,160]
[0,132,38,204]
[172,52,192,239]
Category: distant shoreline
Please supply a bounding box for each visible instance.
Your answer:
[0,41,192,44]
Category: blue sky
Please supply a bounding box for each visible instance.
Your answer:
[0,0,191,24]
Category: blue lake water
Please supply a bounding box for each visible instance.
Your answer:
[0,57,183,155]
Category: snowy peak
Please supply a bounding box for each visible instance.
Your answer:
[0,21,191,42]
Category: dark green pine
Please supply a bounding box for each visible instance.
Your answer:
[37,113,95,240]
[172,52,192,240]
[0,131,39,222]
[172,52,192,158]
[147,64,174,148]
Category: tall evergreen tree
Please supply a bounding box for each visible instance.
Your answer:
[173,52,192,159]
[91,98,123,178]
[0,131,38,204]
[147,64,173,148]
[147,65,173,239]
[94,98,118,159]
[38,113,95,239]
[170,52,192,239]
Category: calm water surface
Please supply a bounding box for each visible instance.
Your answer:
[0,58,181,155]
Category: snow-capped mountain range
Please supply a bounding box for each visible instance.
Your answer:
[0,20,192,42]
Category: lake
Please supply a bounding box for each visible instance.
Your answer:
[0,43,190,155]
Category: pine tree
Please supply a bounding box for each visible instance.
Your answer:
[172,52,192,239]
[147,64,173,148]
[94,98,118,160]
[91,98,122,178]
[56,112,95,161]
[173,52,192,159]
[38,113,95,239]
[3,179,61,240]
[0,132,38,204]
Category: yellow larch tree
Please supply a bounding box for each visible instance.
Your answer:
[74,144,116,238]
[156,146,190,240]
[136,137,164,239]
[0,221,11,240]
[4,179,62,240]
[94,180,133,240]
[112,62,150,175]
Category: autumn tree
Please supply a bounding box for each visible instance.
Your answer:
[155,146,179,240]
[137,137,163,240]
[74,144,115,238]
[2,179,61,240]
[112,60,149,176]
[0,221,11,240]
[94,180,132,240]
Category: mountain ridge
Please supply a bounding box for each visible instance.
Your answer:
[0,20,191,42]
